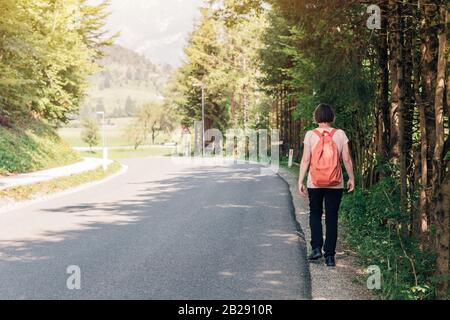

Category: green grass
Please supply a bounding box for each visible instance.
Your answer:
[59,127,130,147]
[0,119,80,175]
[58,117,174,147]
[280,157,299,176]
[87,87,161,114]
[58,117,134,147]
[80,147,175,159]
[0,162,122,201]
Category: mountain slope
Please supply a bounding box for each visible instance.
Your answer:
[80,45,172,118]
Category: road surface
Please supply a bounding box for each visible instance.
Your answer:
[0,158,310,300]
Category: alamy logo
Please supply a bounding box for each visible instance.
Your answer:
[366,5,381,30]
[66,265,81,290]
[174,122,280,175]
[366,265,381,290]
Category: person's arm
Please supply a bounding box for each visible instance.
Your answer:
[342,142,355,192]
[298,143,311,197]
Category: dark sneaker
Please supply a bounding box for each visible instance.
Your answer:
[308,248,323,260]
[325,256,336,267]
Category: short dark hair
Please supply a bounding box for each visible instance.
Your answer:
[314,103,335,123]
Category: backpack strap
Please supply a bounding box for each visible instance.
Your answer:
[329,128,338,137]
[313,128,338,138]
[313,129,323,138]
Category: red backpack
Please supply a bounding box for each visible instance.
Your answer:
[310,129,342,187]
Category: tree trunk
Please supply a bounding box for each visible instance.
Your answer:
[432,3,447,195]
[431,3,448,300]
[416,0,440,246]
[421,1,439,188]
[377,0,390,164]
[403,0,415,201]
[388,0,401,162]
[395,0,408,216]
[419,98,431,241]
[230,93,236,128]
[433,164,449,300]
[411,0,426,238]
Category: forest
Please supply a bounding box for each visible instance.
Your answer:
[167,0,449,299]
[0,0,114,123]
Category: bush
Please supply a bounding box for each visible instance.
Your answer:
[0,115,11,128]
[81,118,100,151]
[340,177,436,300]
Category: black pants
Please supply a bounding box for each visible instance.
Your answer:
[308,188,343,257]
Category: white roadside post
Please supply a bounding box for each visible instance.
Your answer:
[96,111,108,171]
[288,149,294,168]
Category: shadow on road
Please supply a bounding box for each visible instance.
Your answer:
[0,161,311,299]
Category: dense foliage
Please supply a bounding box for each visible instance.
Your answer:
[0,0,113,173]
[0,0,113,123]
[165,6,269,132]
[341,177,436,299]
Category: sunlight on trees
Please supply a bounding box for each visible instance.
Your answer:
[0,0,114,123]
[125,102,177,149]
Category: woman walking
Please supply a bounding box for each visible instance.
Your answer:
[298,103,355,267]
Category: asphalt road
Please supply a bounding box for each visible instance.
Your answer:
[0,158,310,300]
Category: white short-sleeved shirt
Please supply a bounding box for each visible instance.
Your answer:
[303,128,349,189]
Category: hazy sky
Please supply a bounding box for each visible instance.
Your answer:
[104,0,204,66]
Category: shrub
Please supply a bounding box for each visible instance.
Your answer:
[81,118,100,151]
[0,115,11,128]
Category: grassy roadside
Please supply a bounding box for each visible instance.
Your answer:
[0,118,80,175]
[58,117,174,148]
[280,157,299,176]
[340,180,436,299]
[0,162,122,202]
[58,117,133,147]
